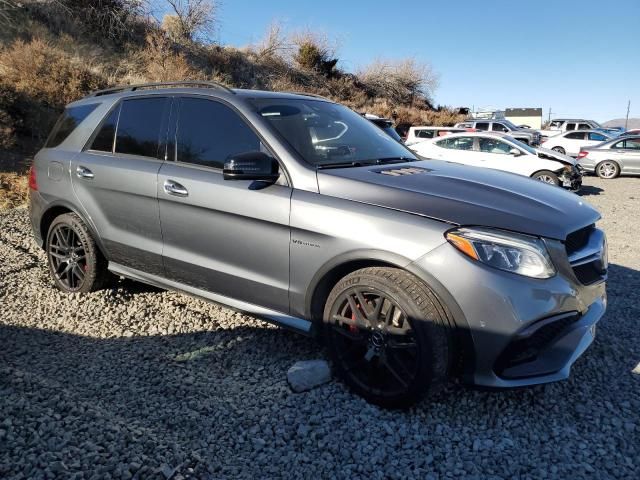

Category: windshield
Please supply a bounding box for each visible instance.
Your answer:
[504,135,537,154]
[500,119,521,130]
[252,99,416,167]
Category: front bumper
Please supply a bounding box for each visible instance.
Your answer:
[410,232,606,388]
[559,168,583,191]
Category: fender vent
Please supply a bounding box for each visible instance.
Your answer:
[377,167,430,176]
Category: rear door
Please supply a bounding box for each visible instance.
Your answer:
[157,96,292,312]
[612,138,640,173]
[431,136,480,166]
[71,96,170,275]
[563,131,587,156]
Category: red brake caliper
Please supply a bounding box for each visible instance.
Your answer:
[349,303,360,333]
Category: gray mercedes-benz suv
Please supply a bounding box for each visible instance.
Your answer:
[29,82,607,407]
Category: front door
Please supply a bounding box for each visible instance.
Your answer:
[158,96,292,313]
[71,96,170,276]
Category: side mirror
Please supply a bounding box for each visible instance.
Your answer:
[509,148,522,156]
[223,151,280,182]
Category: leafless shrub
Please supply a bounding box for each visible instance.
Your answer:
[0,172,29,210]
[359,58,439,105]
[142,31,198,81]
[163,0,217,42]
[0,0,18,28]
[252,21,290,59]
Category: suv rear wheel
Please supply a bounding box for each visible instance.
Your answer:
[46,213,112,293]
[323,267,450,408]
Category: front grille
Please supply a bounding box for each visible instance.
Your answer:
[565,224,594,256]
[564,224,606,285]
[495,313,581,377]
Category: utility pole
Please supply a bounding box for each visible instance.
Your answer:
[625,100,631,130]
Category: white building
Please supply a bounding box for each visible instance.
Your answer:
[505,108,543,130]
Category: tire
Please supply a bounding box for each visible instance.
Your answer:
[323,267,450,408]
[46,213,113,293]
[595,160,620,179]
[532,170,560,186]
[552,146,566,155]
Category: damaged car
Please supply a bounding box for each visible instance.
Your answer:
[412,132,582,190]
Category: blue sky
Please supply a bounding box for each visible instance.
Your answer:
[178,0,638,122]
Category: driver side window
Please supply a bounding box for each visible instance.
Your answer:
[478,138,512,155]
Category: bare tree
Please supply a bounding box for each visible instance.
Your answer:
[252,20,290,59]
[359,58,439,105]
[164,0,217,42]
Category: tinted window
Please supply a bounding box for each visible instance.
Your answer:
[566,132,585,139]
[588,132,607,141]
[89,105,120,152]
[115,97,168,158]
[491,123,509,133]
[438,136,474,150]
[176,98,261,169]
[565,123,576,130]
[479,137,512,154]
[45,103,99,148]
[615,139,640,150]
[578,123,591,130]
[475,122,490,131]
[416,130,435,139]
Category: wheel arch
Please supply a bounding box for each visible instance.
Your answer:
[39,201,109,259]
[305,250,475,378]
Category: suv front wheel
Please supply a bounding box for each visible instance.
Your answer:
[323,267,450,408]
[46,213,112,293]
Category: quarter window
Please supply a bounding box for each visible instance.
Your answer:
[45,103,100,148]
[176,98,261,169]
[89,105,120,152]
[115,97,168,158]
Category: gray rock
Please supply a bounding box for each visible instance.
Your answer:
[287,360,331,393]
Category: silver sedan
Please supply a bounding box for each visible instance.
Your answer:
[577,135,640,179]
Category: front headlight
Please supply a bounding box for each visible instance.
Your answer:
[445,227,556,278]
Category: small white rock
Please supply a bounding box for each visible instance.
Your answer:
[287,360,331,393]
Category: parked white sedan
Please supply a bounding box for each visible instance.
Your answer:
[540,129,611,157]
[411,132,582,190]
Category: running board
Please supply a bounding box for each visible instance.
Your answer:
[108,263,314,335]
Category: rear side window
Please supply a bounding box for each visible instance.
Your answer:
[588,132,607,141]
[89,105,121,152]
[566,132,585,139]
[175,97,261,169]
[45,103,99,148]
[416,130,435,139]
[115,97,168,158]
[565,123,576,130]
[475,122,490,131]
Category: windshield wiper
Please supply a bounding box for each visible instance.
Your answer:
[315,157,415,170]
[316,161,374,170]
[374,157,415,164]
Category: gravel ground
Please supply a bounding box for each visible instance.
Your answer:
[1,176,639,479]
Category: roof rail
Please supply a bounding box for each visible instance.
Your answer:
[88,81,235,97]
[281,91,331,101]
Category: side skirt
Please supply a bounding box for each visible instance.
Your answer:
[108,262,314,336]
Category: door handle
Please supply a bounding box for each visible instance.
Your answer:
[76,166,94,179]
[163,179,189,197]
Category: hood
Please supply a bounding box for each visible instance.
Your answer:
[535,147,577,166]
[317,160,600,240]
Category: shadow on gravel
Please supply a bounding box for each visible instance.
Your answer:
[577,184,604,196]
[0,264,638,478]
